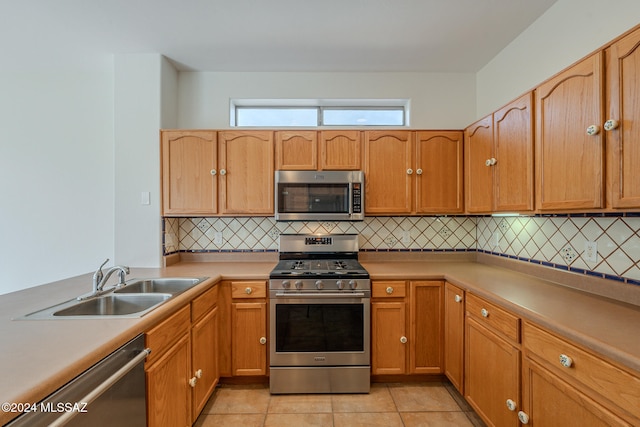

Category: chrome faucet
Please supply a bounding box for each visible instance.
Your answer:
[79,259,130,300]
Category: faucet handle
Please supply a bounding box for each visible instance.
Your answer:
[93,258,109,287]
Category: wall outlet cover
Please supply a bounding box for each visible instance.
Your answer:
[584,241,598,263]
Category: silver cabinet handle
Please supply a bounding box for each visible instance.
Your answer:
[400,336,407,344]
[559,354,573,368]
[259,337,267,345]
[386,286,394,294]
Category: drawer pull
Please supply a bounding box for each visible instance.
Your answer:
[454,294,463,303]
[400,336,408,344]
[559,354,573,368]
[259,337,267,345]
[245,287,253,295]
[518,411,530,424]
[386,286,394,294]
[506,399,517,411]
[481,308,489,318]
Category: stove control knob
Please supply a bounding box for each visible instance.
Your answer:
[281,280,291,289]
[336,280,345,290]
[294,280,303,290]
[349,280,358,290]
[315,280,324,290]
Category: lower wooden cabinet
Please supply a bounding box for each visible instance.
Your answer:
[371,280,443,376]
[443,282,465,393]
[146,286,220,427]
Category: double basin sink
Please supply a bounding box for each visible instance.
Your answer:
[20,277,208,320]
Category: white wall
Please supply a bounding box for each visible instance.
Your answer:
[177,72,476,129]
[476,0,640,118]
[0,70,115,295]
[113,54,178,269]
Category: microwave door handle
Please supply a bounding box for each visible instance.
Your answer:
[348,182,353,218]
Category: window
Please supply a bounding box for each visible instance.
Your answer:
[232,99,408,127]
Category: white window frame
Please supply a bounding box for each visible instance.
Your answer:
[230,99,410,127]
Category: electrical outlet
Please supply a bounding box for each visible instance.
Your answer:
[196,219,209,232]
[492,232,500,249]
[561,245,577,264]
[402,230,411,244]
[584,241,598,262]
[214,231,223,245]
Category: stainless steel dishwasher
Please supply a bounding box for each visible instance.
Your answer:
[6,334,149,427]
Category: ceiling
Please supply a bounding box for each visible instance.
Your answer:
[1,0,558,72]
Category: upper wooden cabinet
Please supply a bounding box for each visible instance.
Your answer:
[275,130,361,170]
[535,52,605,211]
[365,130,464,214]
[162,130,218,216]
[217,131,274,215]
[606,26,640,209]
[465,92,534,214]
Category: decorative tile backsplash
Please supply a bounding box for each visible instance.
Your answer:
[164,214,640,285]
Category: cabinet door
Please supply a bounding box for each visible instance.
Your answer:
[465,317,520,427]
[536,52,605,210]
[231,301,267,376]
[191,307,218,420]
[275,130,318,170]
[444,282,464,393]
[464,115,494,213]
[493,92,535,212]
[409,281,443,374]
[320,130,362,170]
[371,301,407,375]
[146,334,192,427]
[364,130,413,214]
[218,131,274,214]
[607,26,640,208]
[522,358,630,427]
[161,130,217,216]
[415,131,464,213]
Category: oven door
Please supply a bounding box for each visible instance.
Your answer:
[269,292,370,367]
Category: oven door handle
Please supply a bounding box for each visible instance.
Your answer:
[274,292,367,298]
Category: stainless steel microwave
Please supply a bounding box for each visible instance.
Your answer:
[275,170,364,221]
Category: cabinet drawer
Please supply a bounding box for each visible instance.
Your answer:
[466,293,520,342]
[523,322,640,420]
[231,281,266,299]
[372,281,406,298]
[146,304,191,366]
[192,285,218,322]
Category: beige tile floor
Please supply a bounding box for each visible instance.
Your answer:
[195,382,486,427]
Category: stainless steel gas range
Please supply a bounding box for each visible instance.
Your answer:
[269,234,371,394]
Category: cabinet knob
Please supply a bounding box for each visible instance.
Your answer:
[406,168,413,175]
[586,124,600,136]
[210,169,217,176]
[195,369,203,379]
[259,337,267,345]
[416,168,423,175]
[506,399,517,411]
[189,377,198,388]
[454,294,463,303]
[559,354,573,368]
[518,411,530,424]
[481,308,489,318]
[245,287,253,295]
[400,336,408,344]
[604,119,619,131]
[386,286,394,294]
[220,169,227,175]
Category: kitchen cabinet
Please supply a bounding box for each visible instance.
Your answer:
[218,131,274,214]
[522,322,640,426]
[161,130,217,216]
[371,281,407,375]
[364,130,463,214]
[606,26,640,209]
[146,286,220,427]
[275,130,362,170]
[465,293,521,427]
[535,52,605,211]
[219,280,268,377]
[371,280,443,376]
[464,92,534,213]
[443,282,464,393]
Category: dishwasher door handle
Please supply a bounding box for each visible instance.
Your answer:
[48,348,151,427]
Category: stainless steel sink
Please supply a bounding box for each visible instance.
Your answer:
[114,277,207,295]
[53,294,171,317]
